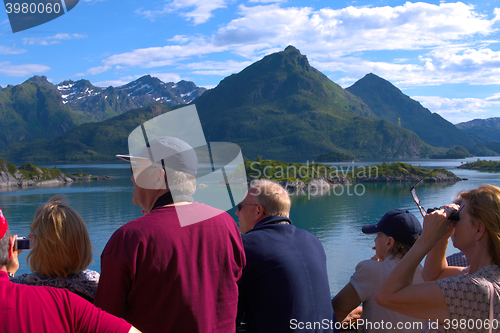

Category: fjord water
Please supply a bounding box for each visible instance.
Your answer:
[2,157,500,296]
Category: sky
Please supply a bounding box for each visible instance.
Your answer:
[2,0,500,124]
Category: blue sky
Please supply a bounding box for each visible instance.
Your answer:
[2,0,500,124]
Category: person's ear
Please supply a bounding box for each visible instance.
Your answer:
[476,221,486,241]
[386,236,395,251]
[256,205,266,218]
[8,236,13,260]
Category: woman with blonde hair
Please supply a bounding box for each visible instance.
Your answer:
[377,184,500,332]
[10,195,99,302]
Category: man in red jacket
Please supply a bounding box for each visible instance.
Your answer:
[94,136,246,333]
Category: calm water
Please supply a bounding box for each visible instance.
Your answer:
[2,157,500,296]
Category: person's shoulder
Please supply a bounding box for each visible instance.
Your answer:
[109,213,152,238]
[19,281,73,301]
[190,202,233,220]
[10,272,42,285]
[354,258,384,273]
[292,225,321,240]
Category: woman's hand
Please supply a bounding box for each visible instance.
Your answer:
[7,234,21,277]
[420,204,460,251]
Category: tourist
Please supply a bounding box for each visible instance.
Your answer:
[10,195,99,302]
[332,209,425,332]
[0,207,141,333]
[377,184,500,332]
[94,136,245,333]
[236,179,335,333]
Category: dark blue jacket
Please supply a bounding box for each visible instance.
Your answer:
[238,216,337,333]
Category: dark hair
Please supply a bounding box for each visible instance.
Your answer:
[0,229,11,266]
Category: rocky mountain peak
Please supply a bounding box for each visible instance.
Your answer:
[24,75,50,85]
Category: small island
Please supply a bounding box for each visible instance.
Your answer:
[457,159,500,171]
[244,159,461,194]
[0,159,114,188]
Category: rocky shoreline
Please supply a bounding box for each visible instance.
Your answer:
[0,160,114,188]
[249,171,463,194]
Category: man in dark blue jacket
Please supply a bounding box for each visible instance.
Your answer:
[236,179,338,333]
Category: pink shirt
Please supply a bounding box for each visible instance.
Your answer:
[0,271,131,333]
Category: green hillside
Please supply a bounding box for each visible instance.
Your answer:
[0,76,82,150]
[346,73,476,148]
[1,104,173,162]
[430,146,473,159]
[194,46,440,161]
[456,117,500,143]
[457,159,500,171]
[0,46,445,163]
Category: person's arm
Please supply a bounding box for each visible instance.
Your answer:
[7,234,21,278]
[376,209,455,321]
[421,205,463,282]
[421,235,463,281]
[331,282,361,323]
[128,327,141,333]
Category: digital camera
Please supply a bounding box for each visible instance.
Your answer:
[15,237,33,251]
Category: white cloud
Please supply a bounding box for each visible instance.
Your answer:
[22,33,87,46]
[83,2,500,84]
[313,45,500,89]
[249,0,287,3]
[95,38,225,71]
[181,60,253,76]
[0,62,51,77]
[136,0,228,25]
[150,72,183,83]
[168,35,191,44]
[93,73,183,87]
[92,80,129,87]
[485,93,500,102]
[0,45,26,55]
[412,95,500,123]
[211,2,497,59]
[77,65,111,76]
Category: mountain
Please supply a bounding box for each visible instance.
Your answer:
[0,76,82,150]
[455,117,500,143]
[0,103,174,162]
[346,73,476,148]
[194,46,437,160]
[0,75,206,150]
[0,47,441,162]
[3,46,459,162]
[56,75,206,121]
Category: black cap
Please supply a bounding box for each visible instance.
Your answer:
[362,209,422,246]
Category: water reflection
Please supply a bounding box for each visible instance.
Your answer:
[3,159,500,296]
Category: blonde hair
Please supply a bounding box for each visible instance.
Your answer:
[250,179,291,218]
[27,195,93,278]
[459,184,500,267]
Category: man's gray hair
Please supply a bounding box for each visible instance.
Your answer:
[250,179,291,218]
[0,229,11,267]
[165,167,197,196]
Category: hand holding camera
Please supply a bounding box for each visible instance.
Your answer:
[14,236,33,251]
